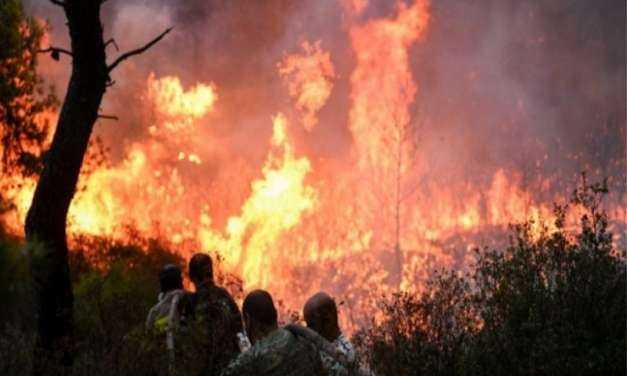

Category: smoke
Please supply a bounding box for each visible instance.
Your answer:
[408,0,625,188]
[27,0,625,173]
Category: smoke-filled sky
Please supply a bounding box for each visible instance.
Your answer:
[26,0,625,184]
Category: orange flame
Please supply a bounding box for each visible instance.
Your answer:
[2,0,624,334]
[278,41,336,131]
[199,113,317,289]
[348,0,429,169]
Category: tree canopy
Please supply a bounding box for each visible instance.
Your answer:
[0,0,57,178]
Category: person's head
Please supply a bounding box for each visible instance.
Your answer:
[159,264,183,293]
[303,292,340,342]
[189,253,213,287]
[242,289,278,344]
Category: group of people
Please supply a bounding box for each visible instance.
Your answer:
[145,253,362,376]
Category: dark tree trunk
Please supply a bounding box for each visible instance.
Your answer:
[25,0,107,369]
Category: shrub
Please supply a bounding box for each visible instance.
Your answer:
[355,177,626,375]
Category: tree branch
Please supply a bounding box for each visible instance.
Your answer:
[38,47,73,61]
[97,114,119,121]
[105,38,119,52]
[107,27,172,73]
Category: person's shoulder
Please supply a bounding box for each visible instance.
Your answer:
[209,284,228,296]
[336,334,356,358]
[210,285,240,311]
[221,330,286,375]
[220,344,258,376]
[212,285,236,300]
[145,303,160,327]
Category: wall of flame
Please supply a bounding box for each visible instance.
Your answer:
[6,0,626,332]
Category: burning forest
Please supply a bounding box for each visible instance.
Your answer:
[0,0,625,374]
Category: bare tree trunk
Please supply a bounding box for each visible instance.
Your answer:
[26,2,106,369]
[394,124,403,288]
[25,1,170,371]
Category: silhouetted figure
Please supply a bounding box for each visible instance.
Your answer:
[146,264,189,372]
[188,253,243,375]
[304,292,357,375]
[221,290,324,376]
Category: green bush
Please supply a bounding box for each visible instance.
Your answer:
[0,236,34,326]
[355,177,626,375]
[0,236,190,375]
[0,236,36,375]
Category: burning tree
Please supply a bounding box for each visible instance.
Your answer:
[0,0,58,212]
[355,178,626,375]
[348,0,429,288]
[25,0,170,369]
[379,91,424,288]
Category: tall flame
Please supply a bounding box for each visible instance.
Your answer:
[348,0,429,169]
[199,113,317,289]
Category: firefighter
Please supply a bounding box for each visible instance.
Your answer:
[221,290,324,376]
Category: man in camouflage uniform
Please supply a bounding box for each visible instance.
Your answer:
[221,290,324,376]
[188,253,243,375]
[304,292,358,375]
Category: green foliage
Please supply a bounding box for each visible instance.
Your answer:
[0,235,34,325]
[74,262,154,345]
[70,261,169,375]
[355,177,626,375]
[0,235,36,374]
[0,0,58,178]
[0,235,191,375]
[68,239,222,375]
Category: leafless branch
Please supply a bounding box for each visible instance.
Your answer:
[38,47,73,60]
[107,27,172,73]
[105,38,119,52]
[97,114,119,121]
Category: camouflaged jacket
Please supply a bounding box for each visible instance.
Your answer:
[221,328,325,376]
[189,283,243,375]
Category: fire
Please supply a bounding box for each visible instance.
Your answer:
[3,74,218,242]
[2,0,624,334]
[199,113,317,289]
[278,41,336,131]
[146,73,217,121]
[348,0,429,169]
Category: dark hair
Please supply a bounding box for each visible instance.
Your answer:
[159,264,183,292]
[189,253,213,283]
[243,289,277,326]
[304,292,338,326]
